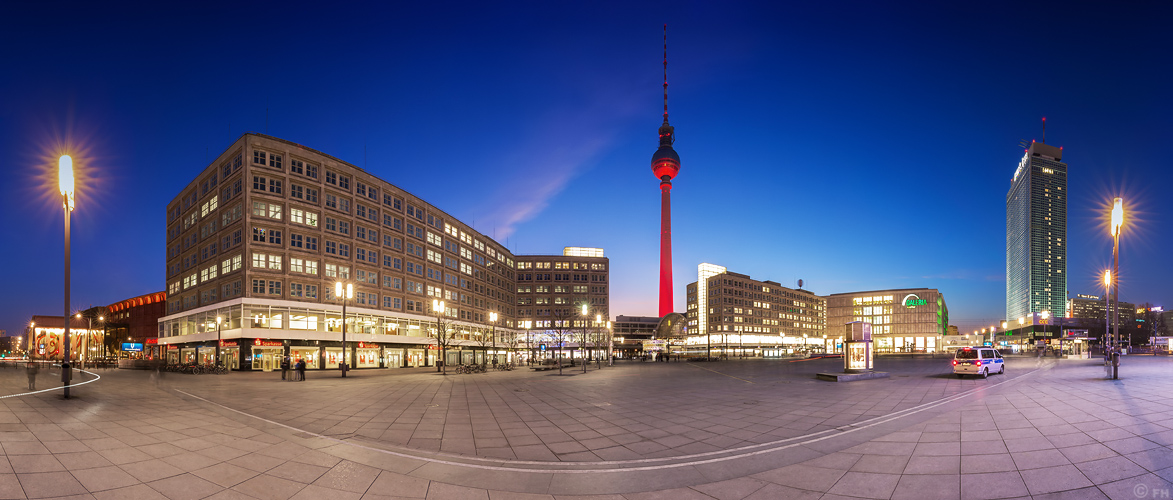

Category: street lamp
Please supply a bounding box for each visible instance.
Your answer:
[335,281,353,377]
[489,311,498,367]
[1104,270,1112,350]
[595,314,602,368]
[60,155,75,399]
[606,321,613,366]
[1110,198,1124,351]
[580,303,589,373]
[432,299,446,374]
[215,316,223,368]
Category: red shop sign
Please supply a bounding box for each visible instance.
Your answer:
[220,340,238,347]
[146,338,158,344]
[357,342,379,349]
[253,339,283,347]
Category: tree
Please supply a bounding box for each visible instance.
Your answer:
[548,308,577,375]
[473,322,493,366]
[430,299,456,374]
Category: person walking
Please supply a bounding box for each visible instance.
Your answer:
[26,361,39,390]
[281,356,290,381]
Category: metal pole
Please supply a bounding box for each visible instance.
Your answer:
[216,322,222,368]
[63,194,72,399]
[341,298,347,377]
[1113,233,1120,353]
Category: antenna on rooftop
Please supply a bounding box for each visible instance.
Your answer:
[1042,116,1046,143]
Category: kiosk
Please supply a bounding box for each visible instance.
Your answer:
[817,322,890,382]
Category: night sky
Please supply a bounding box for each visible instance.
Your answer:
[2,2,1170,339]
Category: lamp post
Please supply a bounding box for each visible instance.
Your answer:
[1103,270,1111,351]
[580,304,588,373]
[59,155,75,399]
[489,312,498,367]
[335,281,353,377]
[1111,198,1123,352]
[607,321,613,366]
[432,299,446,374]
[215,316,223,368]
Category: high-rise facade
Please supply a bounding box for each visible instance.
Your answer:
[1006,141,1067,322]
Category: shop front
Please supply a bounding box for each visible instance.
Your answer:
[407,349,428,367]
[384,348,403,368]
[290,346,320,369]
[251,340,284,372]
[355,343,381,368]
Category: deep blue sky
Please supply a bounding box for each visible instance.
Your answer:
[2,2,1170,338]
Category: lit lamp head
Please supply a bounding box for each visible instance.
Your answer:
[1111,197,1123,237]
[1002,322,1008,329]
[334,282,353,300]
[216,316,222,326]
[1104,270,1111,288]
[432,299,444,313]
[1041,311,1050,321]
[581,304,588,316]
[595,314,601,323]
[59,155,74,211]
[489,312,497,323]
[1019,317,1025,325]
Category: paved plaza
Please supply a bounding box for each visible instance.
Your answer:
[1,356,1173,499]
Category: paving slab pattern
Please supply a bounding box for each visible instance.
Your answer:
[0,356,1170,499]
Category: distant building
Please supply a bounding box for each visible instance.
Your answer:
[514,248,611,360]
[106,291,167,359]
[26,316,103,361]
[1067,293,1134,324]
[612,315,659,357]
[824,289,949,353]
[1006,140,1068,321]
[684,263,826,356]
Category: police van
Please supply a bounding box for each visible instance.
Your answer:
[952,347,1004,378]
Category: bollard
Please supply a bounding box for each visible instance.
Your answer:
[1111,352,1119,380]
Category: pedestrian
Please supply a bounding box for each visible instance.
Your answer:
[297,359,306,381]
[26,361,39,391]
[281,356,290,381]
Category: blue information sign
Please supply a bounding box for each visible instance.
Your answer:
[122,342,144,352]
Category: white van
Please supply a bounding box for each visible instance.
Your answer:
[952,347,1004,378]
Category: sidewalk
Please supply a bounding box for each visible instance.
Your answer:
[0,357,1170,499]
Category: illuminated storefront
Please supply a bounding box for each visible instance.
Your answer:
[26,315,104,362]
[825,289,948,353]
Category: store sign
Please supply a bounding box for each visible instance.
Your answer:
[539,344,547,351]
[902,294,927,307]
[219,340,238,347]
[122,343,143,352]
[357,342,377,348]
[253,339,282,347]
[1076,294,1100,300]
[146,338,158,344]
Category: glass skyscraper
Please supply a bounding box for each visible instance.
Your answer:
[1006,141,1068,322]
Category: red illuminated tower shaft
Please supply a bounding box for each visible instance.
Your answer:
[659,179,674,316]
[652,24,679,317]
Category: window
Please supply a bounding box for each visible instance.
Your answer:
[291,184,303,199]
[325,194,337,209]
[268,255,282,270]
[305,188,318,203]
[305,260,318,274]
[290,234,303,248]
[252,279,265,294]
[339,220,349,235]
[325,241,336,254]
[253,151,266,166]
[339,244,349,257]
[305,163,318,179]
[268,280,282,295]
[338,175,350,190]
[339,198,350,213]
[356,248,366,262]
[356,226,366,240]
[221,254,242,274]
[268,230,282,245]
[290,258,305,273]
[268,153,282,169]
[252,227,267,243]
[306,284,318,298]
[325,171,337,185]
[290,283,304,298]
[325,217,337,232]
[290,159,305,176]
[305,237,318,251]
[356,182,367,197]
[290,208,318,226]
[252,176,266,191]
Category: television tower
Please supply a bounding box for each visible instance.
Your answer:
[652,24,680,317]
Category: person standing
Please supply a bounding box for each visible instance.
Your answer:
[296,359,306,381]
[26,361,39,390]
[281,356,290,381]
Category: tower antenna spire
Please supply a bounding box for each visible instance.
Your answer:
[663,24,669,121]
[1042,116,1046,143]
